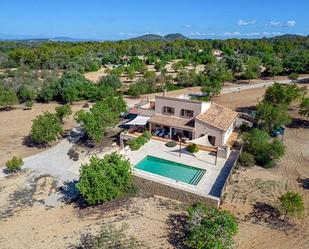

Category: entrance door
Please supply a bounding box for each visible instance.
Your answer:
[208,135,216,146]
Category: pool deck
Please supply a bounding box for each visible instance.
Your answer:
[124,139,236,198]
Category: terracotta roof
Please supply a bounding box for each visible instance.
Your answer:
[149,114,195,131]
[196,103,238,131]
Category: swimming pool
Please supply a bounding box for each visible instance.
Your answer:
[134,155,206,185]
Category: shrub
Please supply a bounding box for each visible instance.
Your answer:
[136,135,147,145]
[24,100,33,110]
[76,153,133,205]
[17,85,36,103]
[241,128,285,168]
[0,87,17,110]
[98,74,122,90]
[238,151,255,167]
[78,223,141,249]
[6,156,23,173]
[279,191,304,220]
[165,141,177,147]
[142,131,151,140]
[30,112,63,145]
[186,203,238,249]
[187,143,199,153]
[127,135,148,151]
[55,104,72,122]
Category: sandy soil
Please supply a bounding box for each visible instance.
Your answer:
[222,110,309,249]
[0,102,85,167]
[0,80,308,249]
[0,171,185,249]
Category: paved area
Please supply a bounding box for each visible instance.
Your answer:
[124,139,238,198]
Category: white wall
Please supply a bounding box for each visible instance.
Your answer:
[222,121,235,145]
[155,96,210,118]
[194,119,224,147]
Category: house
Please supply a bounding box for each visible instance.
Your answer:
[121,95,238,150]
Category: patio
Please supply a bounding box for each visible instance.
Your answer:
[124,139,231,198]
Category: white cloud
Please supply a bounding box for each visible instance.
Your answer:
[119,32,136,36]
[238,20,256,26]
[224,31,241,36]
[268,20,296,27]
[286,20,296,27]
[187,32,216,36]
[184,24,193,29]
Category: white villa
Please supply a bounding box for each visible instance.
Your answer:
[121,94,238,155]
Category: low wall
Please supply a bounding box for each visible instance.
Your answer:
[219,146,242,201]
[134,175,220,208]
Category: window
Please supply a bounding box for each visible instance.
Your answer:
[163,106,175,115]
[181,109,194,117]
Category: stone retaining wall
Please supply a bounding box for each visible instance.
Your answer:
[134,176,220,208]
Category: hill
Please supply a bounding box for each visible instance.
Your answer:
[130,33,189,41]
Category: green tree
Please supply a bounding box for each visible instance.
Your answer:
[299,97,309,118]
[224,55,244,78]
[288,72,299,82]
[98,74,122,90]
[263,83,307,106]
[37,77,60,102]
[242,128,285,167]
[17,85,36,103]
[243,56,261,82]
[201,80,222,99]
[266,57,283,79]
[186,203,238,249]
[256,102,291,132]
[6,156,24,173]
[55,104,72,123]
[76,153,133,205]
[30,112,62,145]
[0,87,17,110]
[75,98,124,142]
[279,191,304,220]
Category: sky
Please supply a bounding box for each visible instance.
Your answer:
[0,0,309,40]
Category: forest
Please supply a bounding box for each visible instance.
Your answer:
[1,35,309,107]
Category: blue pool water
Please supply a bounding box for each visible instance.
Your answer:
[134,156,206,185]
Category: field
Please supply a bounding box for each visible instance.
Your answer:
[0,83,308,248]
[0,102,85,167]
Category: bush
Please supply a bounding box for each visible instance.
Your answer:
[238,151,255,167]
[241,128,285,168]
[165,141,177,147]
[24,100,33,110]
[30,112,63,145]
[0,87,17,110]
[187,143,199,153]
[279,191,304,220]
[6,156,23,173]
[76,153,133,205]
[186,203,238,249]
[55,104,72,122]
[78,223,141,249]
[142,131,151,140]
[17,85,36,103]
[127,135,149,151]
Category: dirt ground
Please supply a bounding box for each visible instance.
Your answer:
[0,82,308,248]
[0,101,85,167]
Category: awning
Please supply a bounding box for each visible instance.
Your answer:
[125,115,150,126]
[188,134,214,147]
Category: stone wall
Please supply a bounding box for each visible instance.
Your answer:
[134,176,220,208]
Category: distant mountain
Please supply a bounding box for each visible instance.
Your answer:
[266,34,307,41]
[130,33,189,41]
[164,33,188,40]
